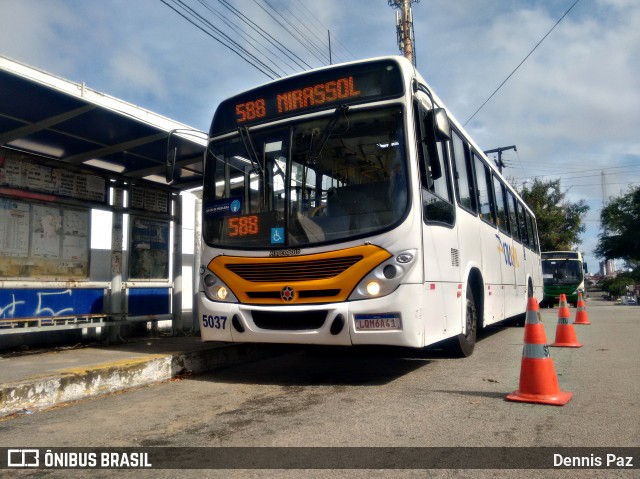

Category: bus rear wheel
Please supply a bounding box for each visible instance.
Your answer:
[448,287,477,357]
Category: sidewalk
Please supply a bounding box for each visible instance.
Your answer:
[0,336,287,417]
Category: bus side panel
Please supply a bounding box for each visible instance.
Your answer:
[500,237,520,319]
[494,229,513,319]
[514,240,528,313]
[422,220,460,343]
[479,222,504,326]
[524,246,543,305]
[455,209,481,332]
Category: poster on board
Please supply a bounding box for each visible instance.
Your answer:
[129,217,170,280]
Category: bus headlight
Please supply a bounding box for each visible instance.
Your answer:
[366,281,381,296]
[349,249,417,300]
[202,272,238,303]
[216,286,229,300]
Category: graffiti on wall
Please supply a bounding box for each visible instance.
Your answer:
[0,289,104,319]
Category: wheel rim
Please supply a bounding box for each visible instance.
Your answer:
[465,298,476,340]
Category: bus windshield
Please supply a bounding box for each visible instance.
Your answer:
[203,106,408,249]
[542,259,583,285]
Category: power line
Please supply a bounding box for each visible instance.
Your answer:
[160,0,279,79]
[513,166,640,182]
[254,0,328,66]
[216,0,313,71]
[195,0,291,77]
[463,0,582,126]
[293,2,353,63]
[279,1,348,64]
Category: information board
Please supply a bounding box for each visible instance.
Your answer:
[0,156,106,203]
[0,199,90,278]
[130,185,169,214]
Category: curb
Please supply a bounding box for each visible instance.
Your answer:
[0,343,284,417]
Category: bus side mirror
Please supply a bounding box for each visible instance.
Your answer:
[426,108,451,142]
[166,146,177,184]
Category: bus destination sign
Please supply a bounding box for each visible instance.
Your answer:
[211,59,405,134]
[235,76,361,124]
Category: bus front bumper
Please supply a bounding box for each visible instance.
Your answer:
[196,283,425,348]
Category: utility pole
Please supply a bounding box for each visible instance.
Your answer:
[389,0,419,66]
[484,145,517,174]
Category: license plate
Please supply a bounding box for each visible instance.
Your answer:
[354,314,401,331]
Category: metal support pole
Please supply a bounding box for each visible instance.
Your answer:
[108,186,125,343]
[171,194,183,335]
[192,193,203,334]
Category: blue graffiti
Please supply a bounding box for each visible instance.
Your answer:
[0,289,104,319]
[0,294,25,317]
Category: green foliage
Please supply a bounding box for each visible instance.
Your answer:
[518,178,589,251]
[595,186,640,262]
[601,273,635,298]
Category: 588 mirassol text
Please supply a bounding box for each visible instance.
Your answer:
[554,454,634,468]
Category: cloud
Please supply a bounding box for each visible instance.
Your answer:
[0,0,81,72]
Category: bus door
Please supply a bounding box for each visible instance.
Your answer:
[449,130,481,327]
[415,100,458,342]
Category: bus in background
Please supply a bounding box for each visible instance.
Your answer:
[195,56,542,357]
[541,251,585,307]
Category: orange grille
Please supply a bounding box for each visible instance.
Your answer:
[225,256,363,282]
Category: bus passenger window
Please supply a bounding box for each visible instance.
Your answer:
[493,175,509,234]
[525,211,536,250]
[474,153,495,224]
[507,191,520,241]
[517,202,529,247]
[451,131,476,213]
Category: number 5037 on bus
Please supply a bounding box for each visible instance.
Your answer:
[202,315,227,329]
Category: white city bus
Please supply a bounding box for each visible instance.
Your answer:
[196,56,542,356]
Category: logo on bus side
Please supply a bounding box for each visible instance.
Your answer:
[495,234,519,268]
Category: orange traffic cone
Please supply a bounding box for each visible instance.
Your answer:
[574,292,591,325]
[506,297,573,406]
[550,294,582,348]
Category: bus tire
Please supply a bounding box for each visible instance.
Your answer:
[448,287,477,357]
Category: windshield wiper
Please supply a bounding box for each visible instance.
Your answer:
[307,105,349,163]
[238,125,264,175]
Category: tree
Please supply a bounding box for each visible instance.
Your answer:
[601,274,635,299]
[595,186,640,262]
[518,178,589,251]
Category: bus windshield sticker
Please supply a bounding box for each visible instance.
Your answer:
[271,227,284,244]
[204,198,242,218]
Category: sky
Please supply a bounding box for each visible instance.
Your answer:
[1,0,639,272]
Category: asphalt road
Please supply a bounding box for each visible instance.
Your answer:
[1,298,638,478]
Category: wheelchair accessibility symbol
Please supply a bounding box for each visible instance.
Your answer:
[271,227,284,244]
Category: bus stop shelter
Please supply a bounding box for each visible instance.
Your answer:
[0,56,206,344]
